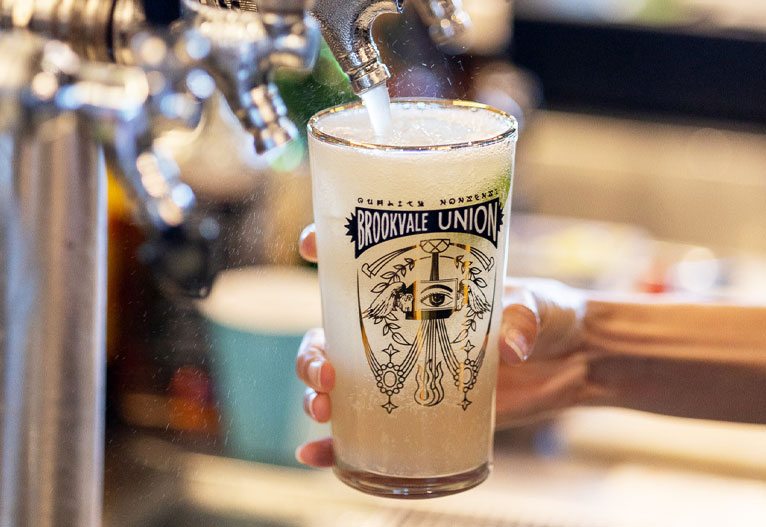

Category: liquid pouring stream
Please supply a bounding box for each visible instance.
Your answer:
[359,83,393,138]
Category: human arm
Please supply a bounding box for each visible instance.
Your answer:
[296,224,766,466]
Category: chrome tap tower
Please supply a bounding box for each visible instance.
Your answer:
[0,1,319,525]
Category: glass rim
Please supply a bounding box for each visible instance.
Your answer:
[307,98,518,152]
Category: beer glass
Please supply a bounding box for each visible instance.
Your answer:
[308,99,517,498]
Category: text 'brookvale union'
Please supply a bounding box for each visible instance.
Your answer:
[346,198,503,257]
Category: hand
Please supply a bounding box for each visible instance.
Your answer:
[295,224,589,467]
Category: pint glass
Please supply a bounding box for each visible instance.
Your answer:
[308,99,517,498]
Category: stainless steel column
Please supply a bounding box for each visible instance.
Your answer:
[0,113,105,527]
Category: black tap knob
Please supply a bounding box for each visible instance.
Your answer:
[142,0,182,26]
[139,216,222,299]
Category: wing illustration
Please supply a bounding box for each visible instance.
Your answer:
[460,279,491,314]
[365,281,405,320]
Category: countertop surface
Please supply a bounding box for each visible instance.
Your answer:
[105,410,766,527]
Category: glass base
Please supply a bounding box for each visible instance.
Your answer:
[333,461,490,499]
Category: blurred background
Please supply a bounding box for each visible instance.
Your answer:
[104,0,766,525]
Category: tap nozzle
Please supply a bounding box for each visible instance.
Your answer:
[258,1,321,74]
[411,0,470,48]
[236,82,297,153]
[183,0,318,153]
[311,0,402,95]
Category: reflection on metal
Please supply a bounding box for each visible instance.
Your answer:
[181,0,320,152]
[201,0,471,90]
[0,0,471,105]
[198,0,259,9]
[2,114,106,527]
[0,0,114,61]
[0,32,113,527]
[0,25,244,526]
[0,0,322,154]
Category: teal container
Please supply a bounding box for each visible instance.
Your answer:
[200,266,325,467]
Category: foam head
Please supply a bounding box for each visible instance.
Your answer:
[313,100,515,148]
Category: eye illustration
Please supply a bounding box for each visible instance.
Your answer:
[419,284,454,308]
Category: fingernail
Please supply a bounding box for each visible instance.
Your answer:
[504,329,529,363]
[295,443,307,464]
[307,359,324,389]
[304,391,317,420]
[299,224,315,242]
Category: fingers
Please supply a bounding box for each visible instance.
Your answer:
[299,224,317,263]
[303,388,332,423]
[296,328,335,393]
[499,304,538,365]
[500,278,587,365]
[295,437,334,468]
[499,285,539,365]
[495,354,591,429]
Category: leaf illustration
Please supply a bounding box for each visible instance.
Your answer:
[374,317,383,325]
[392,332,409,346]
[453,329,469,343]
[474,277,487,288]
[387,323,400,330]
[371,282,388,294]
[383,324,391,335]
[476,311,484,319]
[405,258,415,270]
[470,267,481,277]
[386,314,398,321]
[469,319,477,331]
[381,271,396,280]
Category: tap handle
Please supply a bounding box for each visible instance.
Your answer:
[142,0,182,26]
[140,216,221,299]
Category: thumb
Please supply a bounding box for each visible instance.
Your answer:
[499,288,539,365]
[499,279,586,365]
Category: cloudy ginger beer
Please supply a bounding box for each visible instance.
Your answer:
[308,99,517,498]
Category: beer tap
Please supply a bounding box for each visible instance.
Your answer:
[0,28,220,526]
[180,0,320,152]
[198,0,401,95]
[1,0,321,153]
[0,3,323,522]
[0,0,323,291]
[309,0,402,95]
[205,0,470,95]
[13,24,226,297]
[106,29,224,296]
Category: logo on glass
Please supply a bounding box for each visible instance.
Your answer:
[350,203,501,414]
